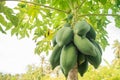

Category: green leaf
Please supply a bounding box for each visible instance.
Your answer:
[115,0,120,8]
[8,15,19,26]
[94,0,99,3]
[99,0,107,5]
[5,22,13,30]
[0,14,7,26]
[2,6,19,26]
[0,25,6,34]
[115,16,120,28]
[0,0,119,55]
[3,6,13,15]
[11,27,18,36]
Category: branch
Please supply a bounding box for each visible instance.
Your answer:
[79,14,120,17]
[76,0,86,10]
[18,0,68,14]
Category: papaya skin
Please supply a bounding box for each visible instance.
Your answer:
[74,34,97,56]
[74,20,90,36]
[56,27,74,47]
[60,43,77,77]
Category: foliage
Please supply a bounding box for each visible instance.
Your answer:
[0,0,120,54]
[1,62,120,80]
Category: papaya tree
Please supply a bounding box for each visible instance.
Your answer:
[0,0,120,80]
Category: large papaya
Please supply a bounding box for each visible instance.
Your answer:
[74,34,97,56]
[86,39,102,69]
[86,25,96,40]
[74,20,90,36]
[60,43,77,77]
[49,44,62,70]
[56,27,73,47]
[78,58,88,77]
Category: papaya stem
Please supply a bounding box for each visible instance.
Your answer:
[18,0,68,14]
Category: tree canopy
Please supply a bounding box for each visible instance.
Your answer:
[0,0,120,54]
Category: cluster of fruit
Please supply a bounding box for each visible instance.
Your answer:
[50,20,102,77]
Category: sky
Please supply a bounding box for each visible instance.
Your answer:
[0,1,120,75]
[0,31,40,74]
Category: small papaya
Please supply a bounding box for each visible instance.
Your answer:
[64,23,71,27]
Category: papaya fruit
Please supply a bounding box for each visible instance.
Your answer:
[49,44,62,70]
[86,39,102,69]
[56,27,73,47]
[78,58,88,77]
[64,23,71,27]
[60,43,77,77]
[74,34,97,56]
[90,39,102,55]
[65,14,73,22]
[67,14,73,21]
[86,25,96,40]
[77,51,85,65]
[74,20,90,36]
[87,50,101,69]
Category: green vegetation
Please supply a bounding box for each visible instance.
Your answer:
[0,61,120,80]
[0,0,120,80]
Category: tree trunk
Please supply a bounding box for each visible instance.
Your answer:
[67,64,78,80]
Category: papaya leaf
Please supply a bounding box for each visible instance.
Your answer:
[0,14,7,26]
[115,16,120,28]
[11,27,19,36]
[3,6,13,15]
[8,15,19,26]
[0,25,6,34]
[99,0,107,5]
[5,22,13,31]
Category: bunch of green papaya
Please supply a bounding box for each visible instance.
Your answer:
[49,20,102,78]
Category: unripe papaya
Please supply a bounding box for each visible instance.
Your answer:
[74,20,90,36]
[64,23,71,27]
[77,51,85,65]
[86,39,102,69]
[78,58,88,77]
[49,44,62,70]
[74,34,97,56]
[86,25,96,40]
[87,50,101,69]
[90,39,102,55]
[56,27,73,47]
[60,43,77,77]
